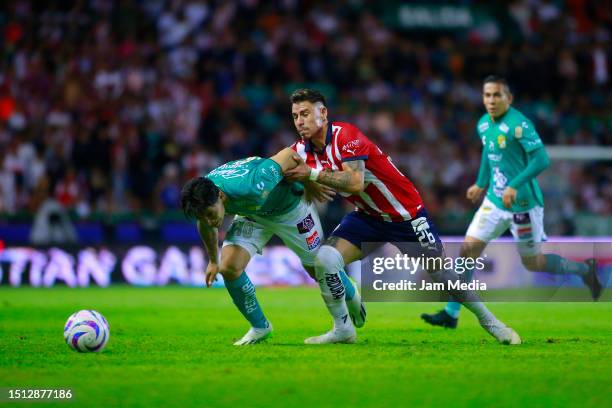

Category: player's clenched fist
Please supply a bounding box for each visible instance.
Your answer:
[502,186,517,209]
[205,262,219,287]
[466,184,484,204]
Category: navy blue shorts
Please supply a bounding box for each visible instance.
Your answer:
[330,209,444,257]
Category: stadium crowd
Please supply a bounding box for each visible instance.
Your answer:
[0,0,610,237]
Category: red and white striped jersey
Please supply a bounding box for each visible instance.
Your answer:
[291,121,424,222]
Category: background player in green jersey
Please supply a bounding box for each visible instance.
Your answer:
[180,148,365,345]
[422,75,602,329]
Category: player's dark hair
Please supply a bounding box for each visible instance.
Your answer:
[180,177,220,219]
[290,88,327,106]
[483,75,511,93]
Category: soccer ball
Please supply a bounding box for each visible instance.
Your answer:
[64,310,110,352]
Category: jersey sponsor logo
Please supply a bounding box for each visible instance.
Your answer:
[297,214,315,234]
[306,230,321,250]
[513,213,531,225]
[478,122,489,132]
[492,167,507,197]
[514,126,523,138]
[488,153,502,162]
[497,135,506,149]
[210,168,249,179]
[342,139,361,155]
[499,122,509,133]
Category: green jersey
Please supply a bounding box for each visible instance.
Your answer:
[205,157,302,217]
[476,106,545,212]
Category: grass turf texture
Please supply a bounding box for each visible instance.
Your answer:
[1,287,610,408]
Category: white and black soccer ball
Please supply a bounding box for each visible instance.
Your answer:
[64,310,110,352]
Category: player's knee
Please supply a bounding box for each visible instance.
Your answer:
[218,263,243,281]
[314,245,344,279]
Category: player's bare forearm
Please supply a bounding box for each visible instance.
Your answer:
[270,147,301,173]
[197,220,219,264]
[316,160,365,194]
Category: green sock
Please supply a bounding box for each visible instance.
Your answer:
[225,272,269,329]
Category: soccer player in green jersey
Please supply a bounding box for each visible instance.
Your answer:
[180,148,365,345]
[421,75,602,329]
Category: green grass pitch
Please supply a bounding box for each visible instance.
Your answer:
[1,287,610,408]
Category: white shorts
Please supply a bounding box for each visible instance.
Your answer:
[465,197,547,256]
[222,199,324,267]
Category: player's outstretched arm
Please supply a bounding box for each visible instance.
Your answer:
[315,160,365,194]
[270,148,336,202]
[269,147,301,173]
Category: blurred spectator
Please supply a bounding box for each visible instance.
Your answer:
[30,176,78,245]
[0,0,609,237]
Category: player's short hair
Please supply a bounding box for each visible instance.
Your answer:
[180,176,220,219]
[483,75,511,93]
[290,88,327,106]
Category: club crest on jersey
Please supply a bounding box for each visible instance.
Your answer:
[478,122,489,132]
[306,230,321,250]
[514,126,523,139]
[499,122,509,133]
[497,135,506,149]
[297,214,315,234]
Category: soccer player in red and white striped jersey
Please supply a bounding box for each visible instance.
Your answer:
[285,88,520,345]
[291,120,424,223]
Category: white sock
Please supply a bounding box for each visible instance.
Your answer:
[315,245,352,330]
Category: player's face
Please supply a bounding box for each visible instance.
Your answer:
[292,101,326,140]
[199,198,225,228]
[482,82,512,119]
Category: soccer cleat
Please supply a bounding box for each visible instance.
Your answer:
[233,323,273,346]
[420,309,458,329]
[582,258,602,301]
[486,326,521,345]
[304,325,356,345]
[346,277,367,328]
